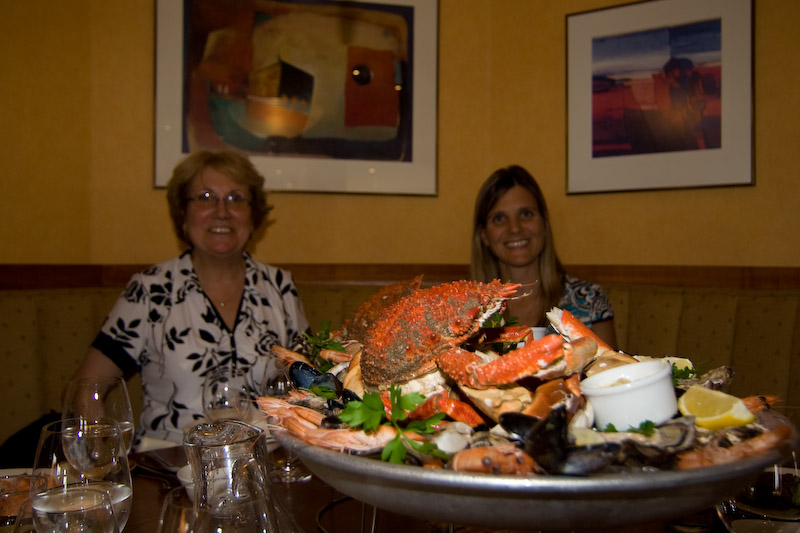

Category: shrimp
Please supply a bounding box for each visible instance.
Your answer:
[676,424,791,470]
[450,443,542,476]
[257,396,423,455]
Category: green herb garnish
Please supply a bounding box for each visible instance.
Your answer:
[302,321,346,372]
[308,385,339,400]
[602,420,656,436]
[339,384,449,464]
[481,311,520,328]
[671,363,697,386]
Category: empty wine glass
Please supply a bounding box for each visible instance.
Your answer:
[32,417,133,531]
[261,364,311,483]
[202,366,255,422]
[31,487,120,533]
[62,377,135,454]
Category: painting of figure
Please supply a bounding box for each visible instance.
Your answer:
[591,19,721,158]
[184,0,413,161]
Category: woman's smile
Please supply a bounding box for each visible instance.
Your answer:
[480,185,545,270]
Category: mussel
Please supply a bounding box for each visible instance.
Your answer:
[287,361,361,410]
[500,407,569,474]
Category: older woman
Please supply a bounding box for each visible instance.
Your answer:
[71,150,308,447]
[471,165,616,347]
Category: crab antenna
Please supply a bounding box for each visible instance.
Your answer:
[508,280,539,301]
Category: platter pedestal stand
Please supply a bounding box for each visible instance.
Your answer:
[315,496,456,533]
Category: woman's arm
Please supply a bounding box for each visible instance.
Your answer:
[70,347,124,381]
[592,318,618,350]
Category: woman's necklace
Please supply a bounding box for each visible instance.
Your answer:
[196,264,245,311]
[214,283,243,309]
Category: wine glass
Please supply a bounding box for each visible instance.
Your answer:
[32,417,133,531]
[28,487,120,533]
[202,366,253,422]
[716,406,800,532]
[156,486,196,533]
[261,364,311,483]
[62,377,135,454]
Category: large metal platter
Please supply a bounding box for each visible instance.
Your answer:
[276,426,795,531]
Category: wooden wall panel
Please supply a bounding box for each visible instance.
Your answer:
[1,264,799,290]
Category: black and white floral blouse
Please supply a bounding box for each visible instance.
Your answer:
[92,251,309,445]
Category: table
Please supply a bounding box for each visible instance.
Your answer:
[125,448,725,532]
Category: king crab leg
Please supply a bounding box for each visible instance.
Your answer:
[435,335,597,389]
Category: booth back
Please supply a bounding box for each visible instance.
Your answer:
[1,279,799,445]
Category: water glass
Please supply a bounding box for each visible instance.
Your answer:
[32,418,132,531]
[31,487,120,533]
[62,377,135,454]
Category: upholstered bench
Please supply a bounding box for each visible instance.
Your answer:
[1,276,798,446]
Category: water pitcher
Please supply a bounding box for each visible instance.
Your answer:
[183,420,279,532]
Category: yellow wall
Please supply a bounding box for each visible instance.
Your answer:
[2,0,798,267]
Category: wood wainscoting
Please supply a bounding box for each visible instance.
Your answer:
[0,264,798,290]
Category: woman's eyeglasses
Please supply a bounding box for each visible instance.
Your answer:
[188,191,250,211]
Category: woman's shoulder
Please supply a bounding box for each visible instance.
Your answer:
[563,274,607,294]
[560,274,613,322]
[244,254,299,292]
[129,253,192,284]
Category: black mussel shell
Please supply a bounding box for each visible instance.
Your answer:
[289,361,321,389]
[403,454,424,467]
[326,399,345,411]
[320,415,346,429]
[498,411,538,441]
[560,442,624,476]
[500,407,569,474]
[326,388,362,411]
[288,361,344,398]
[340,388,362,404]
[312,372,344,397]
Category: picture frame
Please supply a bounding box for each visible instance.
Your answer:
[566,0,753,194]
[155,0,438,195]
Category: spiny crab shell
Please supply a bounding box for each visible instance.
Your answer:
[360,280,521,388]
[342,274,423,342]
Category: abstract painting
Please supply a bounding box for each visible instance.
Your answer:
[155,0,438,194]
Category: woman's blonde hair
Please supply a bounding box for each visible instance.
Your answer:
[166,150,272,246]
[470,165,565,309]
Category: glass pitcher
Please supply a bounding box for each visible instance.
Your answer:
[183,420,281,532]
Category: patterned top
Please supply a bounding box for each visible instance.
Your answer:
[92,251,309,445]
[558,275,614,326]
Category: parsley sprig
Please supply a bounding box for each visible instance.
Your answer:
[671,362,697,386]
[602,420,656,436]
[302,321,346,372]
[339,384,450,464]
[481,311,519,328]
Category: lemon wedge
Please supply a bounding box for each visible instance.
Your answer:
[677,385,755,430]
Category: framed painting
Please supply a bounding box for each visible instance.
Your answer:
[566,0,753,193]
[155,0,438,195]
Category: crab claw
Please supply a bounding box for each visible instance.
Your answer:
[407,392,486,428]
[437,334,571,389]
[522,375,583,420]
[546,307,612,359]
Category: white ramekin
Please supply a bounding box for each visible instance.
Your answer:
[579,359,677,430]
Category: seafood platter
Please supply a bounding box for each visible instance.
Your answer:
[259,279,798,530]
